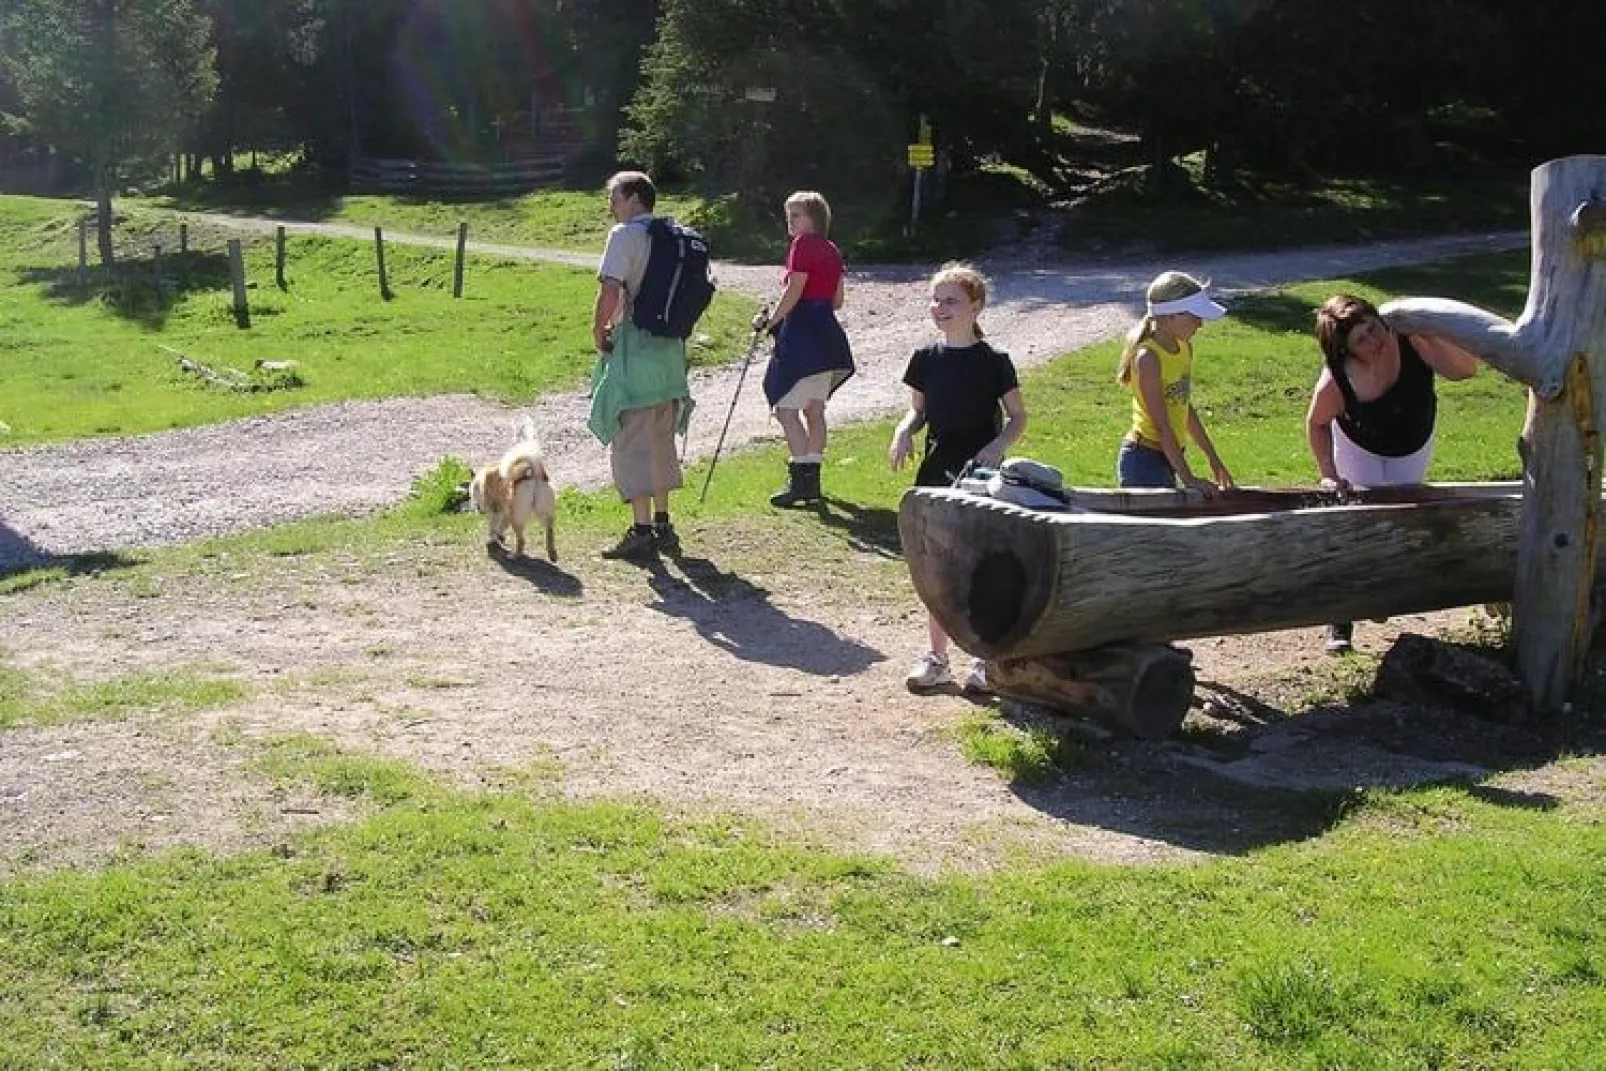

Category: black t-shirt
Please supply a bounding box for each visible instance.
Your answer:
[902,341,1020,485]
[1335,335,1437,457]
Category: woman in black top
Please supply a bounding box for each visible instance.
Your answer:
[1305,293,1480,651]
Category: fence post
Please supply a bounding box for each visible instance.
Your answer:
[227,238,250,328]
[453,221,468,298]
[78,219,89,292]
[152,241,163,293]
[179,222,189,254]
[275,225,287,289]
[374,226,392,300]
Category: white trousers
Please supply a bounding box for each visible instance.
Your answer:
[1333,422,1434,487]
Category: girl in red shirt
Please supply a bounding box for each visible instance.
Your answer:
[757,190,856,507]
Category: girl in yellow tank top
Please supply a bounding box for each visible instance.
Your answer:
[1115,271,1236,493]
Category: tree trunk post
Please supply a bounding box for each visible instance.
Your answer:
[152,241,163,293]
[1345,155,1606,712]
[374,226,392,300]
[227,238,250,328]
[179,222,188,255]
[77,219,89,292]
[274,225,287,289]
[453,222,468,298]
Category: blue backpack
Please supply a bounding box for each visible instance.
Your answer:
[632,217,715,339]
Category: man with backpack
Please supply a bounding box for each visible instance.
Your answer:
[587,170,712,561]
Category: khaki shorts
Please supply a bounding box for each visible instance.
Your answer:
[611,400,684,501]
[773,370,840,411]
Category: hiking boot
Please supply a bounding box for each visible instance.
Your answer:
[770,461,820,509]
[1324,623,1355,655]
[652,521,681,556]
[600,524,657,561]
[905,651,952,692]
[961,658,991,695]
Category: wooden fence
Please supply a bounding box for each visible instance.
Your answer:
[349,153,568,196]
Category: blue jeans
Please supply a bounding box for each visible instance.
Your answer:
[1116,440,1175,488]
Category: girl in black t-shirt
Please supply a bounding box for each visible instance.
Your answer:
[889,262,1027,693]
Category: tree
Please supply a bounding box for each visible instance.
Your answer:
[2,0,216,263]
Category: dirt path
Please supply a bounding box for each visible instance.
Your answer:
[0,222,1526,569]
[7,523,1581,878]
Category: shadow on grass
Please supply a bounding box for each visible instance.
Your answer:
[1223,291,1321,336]
[643,550,884,675]
[18,251,234,328]
[814,496,903,558]
[976,643,1606,857]
[487,544,583,598]
[0,523,141,592]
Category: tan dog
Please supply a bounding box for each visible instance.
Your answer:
[470,419,557,561]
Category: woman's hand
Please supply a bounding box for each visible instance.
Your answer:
[889,430,912,470]
[1211,461,1236,490]
[974,443,1005,469]
[1320,475,1353,496]
[1183,474,1218,497]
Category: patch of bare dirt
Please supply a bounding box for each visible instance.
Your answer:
[3,529,1599,878]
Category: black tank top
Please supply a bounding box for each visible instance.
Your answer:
[1335,336,1436,457]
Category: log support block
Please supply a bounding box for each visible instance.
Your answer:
[988,643,1196,740]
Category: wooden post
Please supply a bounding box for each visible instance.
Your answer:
[274,225,287,289]
[453,221,468,298]
[152,241,163,292]
[374,225,392,300]
[77,220,89,292]
[227,238,250,328]
[1377,155,1606,712]
[989,644,1196,740]
[179,222,188,254]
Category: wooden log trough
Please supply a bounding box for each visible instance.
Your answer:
[899,482,1597,737]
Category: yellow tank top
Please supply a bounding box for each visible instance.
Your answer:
[1127,337,1193,444]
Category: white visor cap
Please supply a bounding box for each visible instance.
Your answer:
[1148,289,1226,320]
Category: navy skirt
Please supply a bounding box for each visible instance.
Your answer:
[763,300,855,406]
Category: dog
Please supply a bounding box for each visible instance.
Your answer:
[469,417,557,561]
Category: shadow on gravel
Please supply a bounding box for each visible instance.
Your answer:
[488,545,583,598]
[985,661,1606,858]
[645,551,884,676]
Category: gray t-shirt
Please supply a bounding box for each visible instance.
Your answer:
[597,213,653,325]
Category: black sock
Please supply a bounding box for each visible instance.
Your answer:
[633,522,653,535]
[653,511,671,528]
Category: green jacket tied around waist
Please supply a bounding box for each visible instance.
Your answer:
[586,322,695,445]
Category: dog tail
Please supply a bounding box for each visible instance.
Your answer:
[516,414,541,449]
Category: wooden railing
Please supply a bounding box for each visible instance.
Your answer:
[349,152,568,196]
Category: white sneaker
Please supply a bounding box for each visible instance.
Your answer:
[905,651,952,692]
[962,658,990,695]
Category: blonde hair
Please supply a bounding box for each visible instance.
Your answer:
[930,260,988,341]
[1115,270,1209,385]
[784,190,832,236]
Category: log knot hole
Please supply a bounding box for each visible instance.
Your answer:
[1572,198,1606,259]
[968,551,1029,645]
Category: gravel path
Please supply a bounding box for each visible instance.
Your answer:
[0,224,1526,571]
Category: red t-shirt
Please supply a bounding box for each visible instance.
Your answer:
[785,233,844,302]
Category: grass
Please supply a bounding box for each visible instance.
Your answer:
[1063,158,1530,255]
[0,784,1600,1064]
[0,195,757,444]
[0,661,246,729]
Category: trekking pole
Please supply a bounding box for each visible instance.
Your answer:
[699,307,771,503]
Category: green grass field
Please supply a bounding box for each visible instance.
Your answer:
[5,197,1601,1064]
[0,196,757,444]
